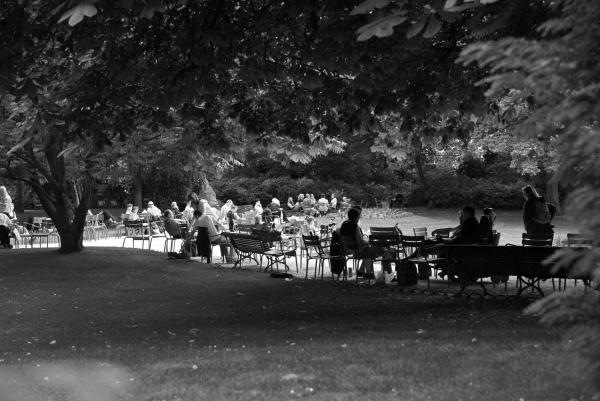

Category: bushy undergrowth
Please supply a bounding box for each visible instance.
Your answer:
[424,170,527,209]
[213,175,395,207]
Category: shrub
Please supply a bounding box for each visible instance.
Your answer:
[424,170,527,209]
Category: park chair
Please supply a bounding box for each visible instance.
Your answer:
[237,223,255,234]
[413,227,428,237]
[521,233,554,247]
[195,226,223,263]
[402,235,446,288]
[567,233,593,247]
[302,235,330,280]
[122,221,152,249]
[254,229,298,272]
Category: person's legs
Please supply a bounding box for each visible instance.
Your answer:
[213,235,236,261]
[0,225,11,248]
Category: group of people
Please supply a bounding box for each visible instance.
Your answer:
[334,185,557,279]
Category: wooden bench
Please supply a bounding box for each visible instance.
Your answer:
[442,245,591,297]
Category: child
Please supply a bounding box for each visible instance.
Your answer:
[227,206,240,232]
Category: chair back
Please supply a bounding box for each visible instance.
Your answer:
[567,233,592,247]
[413,227,427,237]
[237,223,255,234]
[522,233,553,246]
[123,221,146,237]
[370,226,401,235]
[302,234,324,256]
[402,235,426,256]
[195,226,212,261]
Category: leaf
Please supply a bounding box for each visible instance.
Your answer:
[7,137,32,155]
[350,0,392,16]
[422,16,442,38]
[406,17,427,38]
[356,15,407,41]
[58,3,98,26]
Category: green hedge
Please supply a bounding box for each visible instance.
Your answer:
[424,171,527,209]
[213,176,395,207]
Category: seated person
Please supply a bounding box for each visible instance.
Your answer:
[188,209,235,262]
[286,197,295,210]
[170,201,181,215]
[443,206,483,244]
[316,194,329,216]
[128,206,140,221]
[144,201,162,219]
[123,204,133,220]
[99,210,118,228]
[0,211,13,248]
[338,206,384,278]
[301,215,318,236]
[479,207,496,243]
[163,209,183,238]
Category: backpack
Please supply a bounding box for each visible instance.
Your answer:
[532,199,552,224]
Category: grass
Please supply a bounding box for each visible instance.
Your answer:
[0,248,594,401]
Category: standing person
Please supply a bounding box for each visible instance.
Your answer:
[227,206,240,231]
[0,186,13,215]
[330,194,338,210]
[522,185,555,236]
[254,200,263,224]
[220,199,234,220]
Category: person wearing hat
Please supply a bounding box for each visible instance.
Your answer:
[144,201,162,219]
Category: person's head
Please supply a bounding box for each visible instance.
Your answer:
[132,206,139,213]
[460,206,475,223]
[320,194,325,199]
[164,209,174,219]
[306,215,315,225]
[0,186,7,197]
[272,198,280,206]
[170,201,178,210]
[231,205,237,212]
[298,194,305,201]
[226,199,233,206]
[147,201,154,208]
[348,207,361,222]
[255,200,261,206]
[522,185,540,201]
[126,203,133,212]
[288,196,293,203]
[331,193,336,199]
[483,207,493,216]
[193,209,203,219]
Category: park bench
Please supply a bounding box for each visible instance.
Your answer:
[442,244,591,297]
[223,232,268,269]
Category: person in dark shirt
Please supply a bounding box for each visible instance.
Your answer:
[443,206,482,244]
[338,206,384,278]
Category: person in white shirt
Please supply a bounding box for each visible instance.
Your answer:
[317,194,329,216]
[129,206,140,221]
[220,199,234,220]
[254,200,263,224]
[181,200,194,224]
[144,201,162,218]
[188,209,234,261]
[330,194,338,210]
[0,186,13,214]
[200,199,221,223]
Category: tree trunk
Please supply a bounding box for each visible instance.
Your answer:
[130,163,143,207]
[414,152,427,188]
[15,180,24,213]
[546,176,560,214]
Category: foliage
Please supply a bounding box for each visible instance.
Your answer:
[213,175,395,208]
[424,169,526,209]
[458,0,600,389]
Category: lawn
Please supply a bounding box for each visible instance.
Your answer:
[0,248,594,401]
